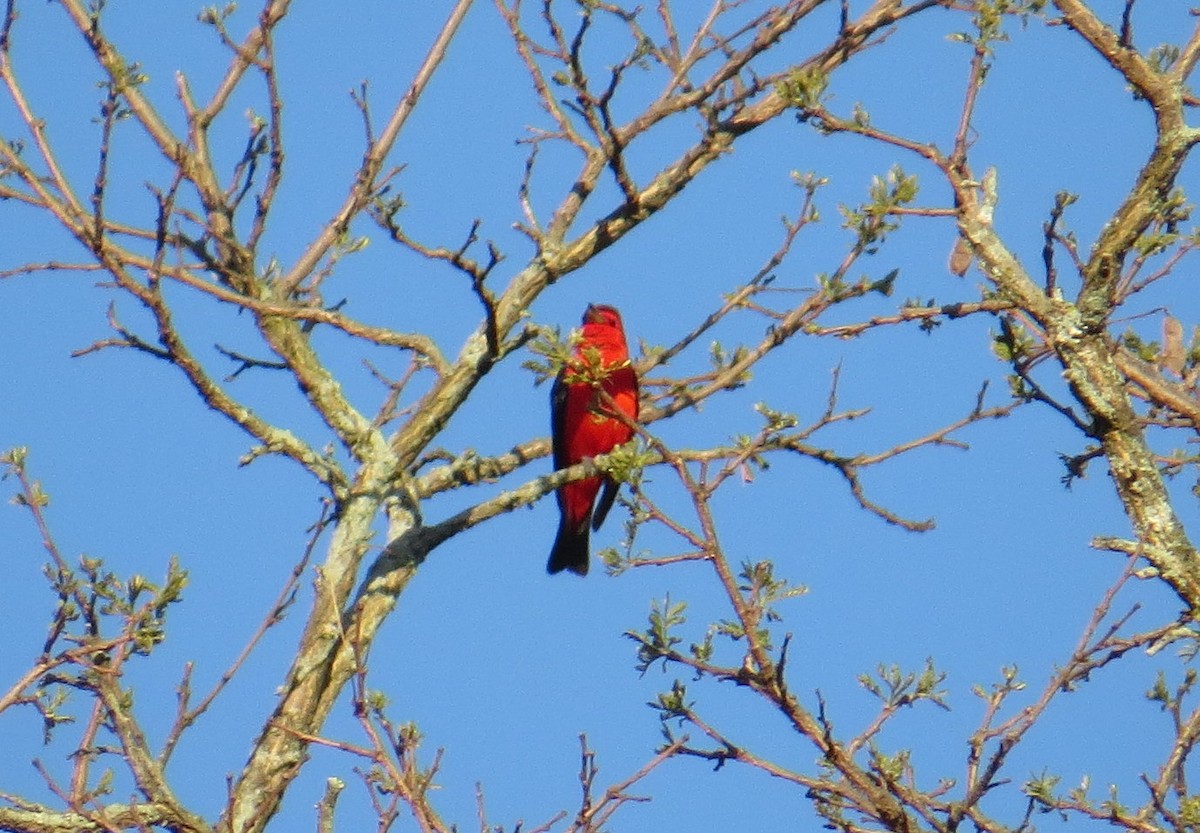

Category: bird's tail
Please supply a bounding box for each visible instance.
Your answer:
[547,515,590,576]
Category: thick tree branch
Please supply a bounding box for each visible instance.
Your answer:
[0,803,178,833]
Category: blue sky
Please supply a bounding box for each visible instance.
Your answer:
[3,1,1199,831]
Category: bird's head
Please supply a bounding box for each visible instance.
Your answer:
[583,303,623,329]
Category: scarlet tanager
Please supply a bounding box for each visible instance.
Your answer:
[547,304,639,576]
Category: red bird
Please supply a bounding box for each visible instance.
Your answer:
[548,304,639,575]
